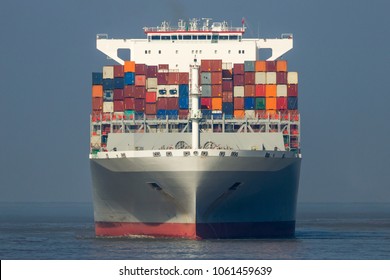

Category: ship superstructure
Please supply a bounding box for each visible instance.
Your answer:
[90,19,301,239]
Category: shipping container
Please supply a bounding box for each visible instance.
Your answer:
[255,84,266,97]
[135,64,147,75]
[103,90,114,101]
[103,66,114,79]
[211,85,222,97]
[157,72,169,84]
[146,91,156,103]
[276,72,287,84]
[244,85,256,97]
[179,109,189,119]
[222,91,233,103]
[255,72,266,84]
[276,85,287,97]
[245,110,256,119]
[166,109,179,119]
[212,98,222,110]
[92,97,103,111]
[147,65,158,78]
[124,61,136,73]
[277,97,288,110]
[179,95,189,109]
[222,80,233,91]
[287,84,298,97]
[266,72,277,84]
[168,72,180,85]
[114,77,124,89]
[157,98,168,110]
[166,97,178,109]
[201,85,212,97]
[211,72,222,84]
[201,72,211,84]
[222,62,232,70]
[157,85,168,97]
[124,109,135,120]
[288,97,298,110]
[265,85,277,97]
[244,97,255,110]
[233,74,245,85]
[145,103,157,115]
[244,72,255,84]
[234,109,245,119]
[114,65,124,77]
[256,110,267,119]
[255,97,266,110]
[200,60,212,72]
[124,85,135,98]
[113,89,124,100]
[124,98,135,110]
[103,79,114,90]
[168,85,179,96]
[92,85,103,98]
[234,97,244,110]
[233,86,244,97]
[103,101,114,113]
[135,98,145,112]
[135,75,146,86]
[178,72,189,84]
[92,72,103,85]
[201,97,212,109]
[276,60,287,72]
[266,61,277,72]
[288,72,298,84]
[179,84,189,96]
[266,97,277,110]
[244,61,255,72]
[124,72,135,85]
[146,78,158,89]
[158,64,169,71]
[233,63,245,75]
[134,86,146,98]
[255,60,266,72]
[222,102,234,115]
[202,109,212,118]
[222,69,233,79]
[114,100,124,112]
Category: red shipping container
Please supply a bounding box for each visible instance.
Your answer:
[201,97,212,109]
[145,103,157,115]
[287,84,298,97]
[210,60,222,72]
[178,72,189,84]
[92,97,103,111]
[244,85,256,97]
[157,72,169,84]
[200,60,212,72]
[124,98,135,110]
[114,100,124,112]
[222,80,233,91]
[124,85,135,98]
[135,64,147,75]
[147,66,158,78]
[233,74,245,86]
[134,86,146,98]
[244,72,255,84]
[222,91,233,103]
[135,75,146,86]
[159,64,169,70]
[277,97,288,110]
[168,72,179,85]
[179,109,189,119]
[233,64,245,75]
[255,85,266,97]
[146,92,157,103]
[276,72,287,84]
[135,98,145,112]
[113,89,124,100]
[211,85,222,97]
[266,61,277,72]
[234,97,244,110]
[157,98,168,110]
[256,110,267,119]
[222,69,233,79]
[166,97,178,109]
[113,65,124,77]
[211,72,222,85]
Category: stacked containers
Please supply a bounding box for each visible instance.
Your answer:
[200,59,222,119]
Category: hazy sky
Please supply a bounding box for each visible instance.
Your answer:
[0,0,389,203]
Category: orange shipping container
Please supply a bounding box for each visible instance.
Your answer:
[92,85,103,97]
[234,109,245,119]
[265,85,277,97]
[212,98,222,110]
[276,60,287,72]
[124,61,136,72]
[266,97,277,110]
[266,110,278,119]
[255,60,266,72]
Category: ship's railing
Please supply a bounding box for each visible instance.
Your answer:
[143,27,245,33]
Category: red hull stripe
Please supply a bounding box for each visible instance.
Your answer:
[95,221,295,239]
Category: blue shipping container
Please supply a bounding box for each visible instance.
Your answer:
[124,72,135,85]
[114,77,124,89]
[92,72,103,85]
[157,110,167,119]
[179,96,189,109]
[103,90,114,102]
[222,102,234,114]
[201,109,212,119]
[288,97,298,110]
[179,84,189,96]
[103,79,114,90]
[166,110,179,119]
[244,97,255,110]
[212,113,223,120]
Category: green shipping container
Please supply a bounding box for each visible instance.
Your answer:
[255,97,266,110]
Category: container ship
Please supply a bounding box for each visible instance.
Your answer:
[90,19,301,239]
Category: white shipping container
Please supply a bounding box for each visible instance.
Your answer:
[103,102,114,113]
[147,78,158,89]
[266,72,277,84]
[255,72,266,84]
[233,86,244,97]
[90,136,101,147]
[222,62,233,70]
[103,66,114,79]
[288,72,298,84]
[157,85,178,97]
[245,110,256,119]
[276,85,288,97]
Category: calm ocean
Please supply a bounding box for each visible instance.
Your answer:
[0,202,389,260]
